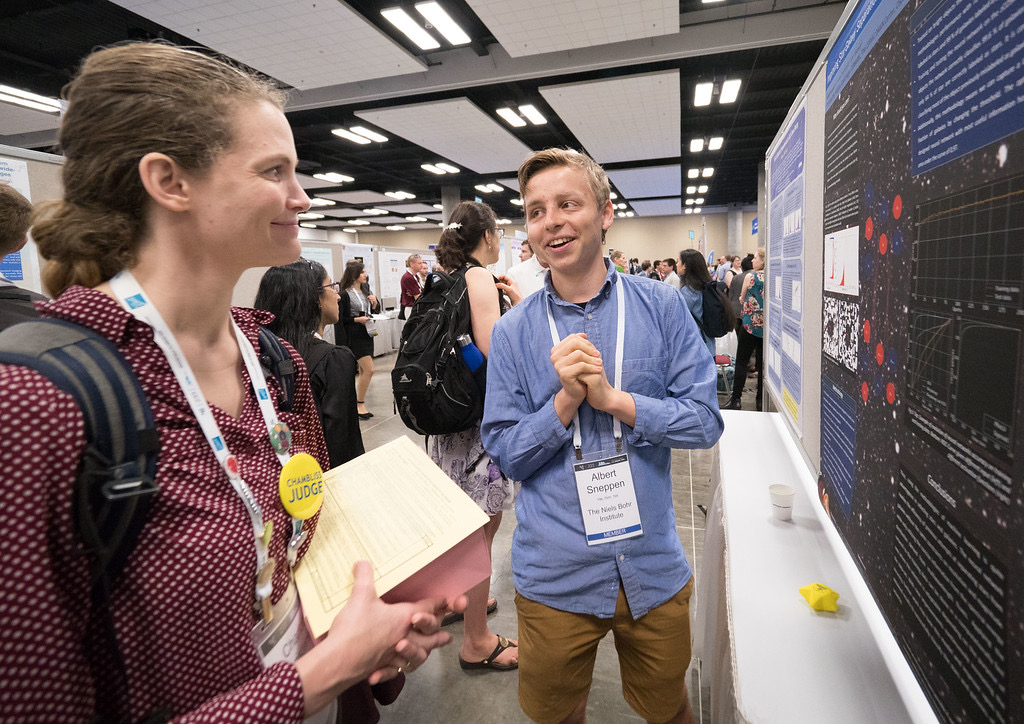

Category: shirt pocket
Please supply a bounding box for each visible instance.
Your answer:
[622,355,668,398]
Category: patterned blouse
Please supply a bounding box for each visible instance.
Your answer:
[742,270,765,338]
[0,286,328,722]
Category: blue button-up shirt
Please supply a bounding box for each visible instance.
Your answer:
[482,261,723,618]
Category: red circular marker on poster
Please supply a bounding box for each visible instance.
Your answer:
[876,343,885,365]
[865,217,873,240]
[879,233,888,255]
[893,195,902,219]
[861,382,869,401]
[863,319,871,343]
[886,382,896,404]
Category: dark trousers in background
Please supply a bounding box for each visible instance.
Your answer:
[731,326,763,410]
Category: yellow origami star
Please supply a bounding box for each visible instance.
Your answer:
[799,582,840,612]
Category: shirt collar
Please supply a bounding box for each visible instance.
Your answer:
[543,257,618,308]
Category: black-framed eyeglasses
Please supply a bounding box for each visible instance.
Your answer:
[322,281,341,292]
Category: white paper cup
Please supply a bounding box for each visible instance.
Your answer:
[769,484,796,521]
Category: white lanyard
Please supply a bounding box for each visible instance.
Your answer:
[546,278,626,458]
[109,270,288,616]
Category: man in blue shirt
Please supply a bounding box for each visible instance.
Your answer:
[482,148,723,724]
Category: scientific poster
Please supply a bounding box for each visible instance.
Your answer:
[0,156,41,292]
[818,0,1024,720]
[766,102,807,429]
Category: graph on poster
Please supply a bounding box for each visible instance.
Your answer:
[824,225,859,295]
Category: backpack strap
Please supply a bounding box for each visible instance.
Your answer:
[257,326,295,413]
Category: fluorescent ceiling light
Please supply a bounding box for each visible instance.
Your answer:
[406,216,428,222]
[0,85,61,113]
[386,225,407,231]
[694,82,713,107]
[299,223,317,229]
[497,218,511,224]
[349,219,371,225]
[363,208,388,215]
[702,167,715,177]
[486,183,503,192]
[343,228,358,233]
[625,211,634,217]
[0,92,59,113]
[433,203,444,209]
[381,7,440,50]
[686,186,697,194]
[695,198,705,204]
[617,212,626,218]
[385,190,415,200]
[689,138,704,153]
[474,184,492,193]
[436,163,460,173]
[610,192,618,199]
[510,198,524,206]
[698,184,708,193]
[313,172,354,183]
[616,203,627,210]
[332,128,371,145]
[708,136,724,150]
[685,198,694,205]
[685,208,693,214]
[518,104,546,124]
[414,1,470,45]
[350,126,388,143]
[496,107,526,127]
[720,79,741,104]
[308,198,336,207]
[421,164,446,174]
[687,168,700,179]
[702,0,726,3]
[693,208,702,214]
[298,212,324,219]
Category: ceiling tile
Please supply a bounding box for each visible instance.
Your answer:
[316,190,394,204]
[629,198,682,216]
[110,0,425,89]
[355,99,534,175]
[607,164,681,198]
[0,103,62,137]
[540,70,680,164]
[379,203,442,214]
[466,0,678,58]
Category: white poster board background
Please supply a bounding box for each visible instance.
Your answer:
[0,156,43,294]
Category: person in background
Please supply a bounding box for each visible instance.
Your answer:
[431,201,522,673]
[628,257,641,275]
[679,248,735,359]
[660,257,680,288]
[483,148,722,724]
[0,41,456,723]
[255,259,364,468]
[0,184,48,330]
[729,255,753,329]
[724,247,765,411]
[609,249,627,273]
[519,239,535,263]
[714,255,733,283]
[723,254,742,289]
[335,260,377,420]
[399,253,424,320]
[506,237,548,298]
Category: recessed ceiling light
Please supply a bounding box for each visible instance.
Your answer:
[433,203,444,210]
[698,184,708,193]
[496,107,526,127]
[313,172,354,183]
[694,82,713,107]
[299,223,317,229]
[486,183,503,192]
[331,128,371,145]
[687,168,700,179]
[686,186,697,194]
[695,198,705,204]
[363,208,387,215]
[381,7,440,50]
[298,212,324,219]
[708,136,723,150]
[689,138,704,153]
[349,219,371,225]
[474,184,492,193]
[685,208,693,214]
[497,218,511,224]
[414,1,470,45]
[436,162,460,173]
[406,216,428,222]
[720,79,741,104]
[625,211,634,217]
[385,190,415,200]
[308,197,336,207]
[421,164,445,174]
[386,225,407,231]
[510,198,524,206]
[518,104,547,124]
[343,228,358,233]
[616,203,627,210]
[617,212,626,218]
[686,199,694,205]
[702,167,714,177]
[693,207,702,214]
[350,126,388,143]
[610,192,618,200]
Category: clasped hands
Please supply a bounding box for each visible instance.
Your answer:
[551,333,635,427]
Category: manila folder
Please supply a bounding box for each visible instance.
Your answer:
[294,436,491,638]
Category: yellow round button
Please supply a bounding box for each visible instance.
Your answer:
[278,453,324,520]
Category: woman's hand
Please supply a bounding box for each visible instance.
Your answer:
[295,561,457,716]
[355,316,370,323]
[367,294,378,308]
[494,275,523,306]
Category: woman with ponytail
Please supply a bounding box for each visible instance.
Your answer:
[0,41,456,722]
[431,201,524,673]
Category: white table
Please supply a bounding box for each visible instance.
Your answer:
[695,411,938,723]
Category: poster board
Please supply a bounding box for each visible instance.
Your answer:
[0,156,42,294]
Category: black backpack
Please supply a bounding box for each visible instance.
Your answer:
[694,282,733,338]
[392,267,485,436]
[0,318,295,723]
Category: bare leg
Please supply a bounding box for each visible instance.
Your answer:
[459,512,517,667]
[355,355,374,414]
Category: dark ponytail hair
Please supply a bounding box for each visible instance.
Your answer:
[254,259,325,359]
[679,248,736,329]
[435,201,496,271]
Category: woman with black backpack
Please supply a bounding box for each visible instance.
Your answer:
[430,201,524,673]
[679,248,736,359]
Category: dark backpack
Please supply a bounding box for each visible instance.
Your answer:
[392,267,485,436]
[694,282,733,338]
[0,318,295,723]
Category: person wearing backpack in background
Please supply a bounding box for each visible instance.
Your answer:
[0,184,49,331]
[0,41,458,723]
[724,247,766,411]
[679,248,737,359]
[429,200,524,673]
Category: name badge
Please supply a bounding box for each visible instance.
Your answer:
[573,452,643,545]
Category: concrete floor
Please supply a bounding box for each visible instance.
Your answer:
[354,352,760,723]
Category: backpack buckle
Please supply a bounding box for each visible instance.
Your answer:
[101,461,158,500]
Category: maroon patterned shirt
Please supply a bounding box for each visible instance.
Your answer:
[0,286,329,722]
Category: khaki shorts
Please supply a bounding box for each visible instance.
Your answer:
[515,578,694,724]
